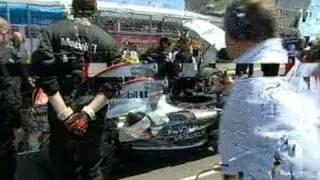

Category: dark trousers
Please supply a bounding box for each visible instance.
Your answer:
[0,151,17,180]
[236,64,254,77]
[0,126,16,180]
[156,61,180,93]
[47,106,105,180]
[157,61,179,78]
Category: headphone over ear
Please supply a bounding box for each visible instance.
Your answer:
[72,0,97,16]
[228,1,253,40]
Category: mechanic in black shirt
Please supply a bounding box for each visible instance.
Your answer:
[10,32,28,64]
[142,37,179,91]
[142,37,175,76]
[32,0,121,179]
[0,17,24,180]
[10,32,34,108]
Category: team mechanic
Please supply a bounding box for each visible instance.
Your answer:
[32,0,122,179]
[0,17,24,180]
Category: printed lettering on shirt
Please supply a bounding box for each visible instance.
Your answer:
[92,44,97,54]
[62,54,68,63]
[60,37,98,53]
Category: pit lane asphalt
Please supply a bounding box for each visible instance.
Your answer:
[109,148,222,180]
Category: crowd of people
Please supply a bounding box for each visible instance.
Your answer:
[0,4,203,178]
[120,33,203,96]
[0,18,26,180]
[121,32,200,65]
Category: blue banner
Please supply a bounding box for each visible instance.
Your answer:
[0,0,185,26]
[101,0,185,10]
[0,3,7,21]
[0,3,64,25]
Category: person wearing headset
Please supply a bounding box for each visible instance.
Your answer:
[0,17,24,180]
[218,0,289,179]
[10,31,28,64]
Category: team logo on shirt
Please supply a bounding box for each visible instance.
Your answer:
[60,37,98,53]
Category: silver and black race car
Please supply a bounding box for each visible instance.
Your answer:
[104,78,220,151]
[16,63,224,179]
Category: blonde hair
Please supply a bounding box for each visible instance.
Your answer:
[0,17,9,31]
[224,0,279,41]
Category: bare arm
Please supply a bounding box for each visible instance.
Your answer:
[48,92,74,120]
[33,29,73,121]
[80,92,108,120]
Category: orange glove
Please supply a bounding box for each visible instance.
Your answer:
[64,113,89,135]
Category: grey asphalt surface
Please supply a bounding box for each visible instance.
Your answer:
[110,148,222,180]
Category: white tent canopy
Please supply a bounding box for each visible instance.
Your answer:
[97,1,219,21]
[183,19,226,50]
[61,0,222,23]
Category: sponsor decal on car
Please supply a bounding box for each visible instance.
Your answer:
[114,90,149,99]
[157,119,211,138]
[173,130,206,142]
[167,124,206,136]
[113,79,154,99]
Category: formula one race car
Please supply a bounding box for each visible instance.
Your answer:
[96,63,221,176]
[16,62,223,179]
[104,78,220,151]
[94,63,220,149]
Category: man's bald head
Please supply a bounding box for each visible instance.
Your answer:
[12,31,24,45]
[13,31,22,39]
[0,17,10,44]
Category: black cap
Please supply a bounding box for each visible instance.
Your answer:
[160,37,171,45]
[72,0,97,16]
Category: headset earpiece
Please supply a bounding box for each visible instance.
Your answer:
[231,2,252,40]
